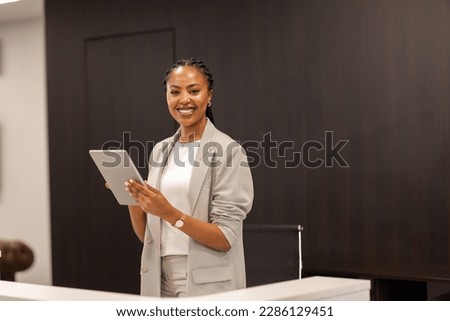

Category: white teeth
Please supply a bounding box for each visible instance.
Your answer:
[178,108,195,115]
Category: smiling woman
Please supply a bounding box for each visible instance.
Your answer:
[165,62,212,141]
[122,58,254,297]
[164,58,216,130]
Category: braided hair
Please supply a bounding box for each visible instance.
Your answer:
[164,58,215,124]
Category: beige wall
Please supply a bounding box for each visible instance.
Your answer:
[0,17,52,285]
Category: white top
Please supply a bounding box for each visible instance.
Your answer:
[160,141,200,256]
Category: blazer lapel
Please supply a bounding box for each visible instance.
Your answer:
[146,128,180,244]
[189,119,217,215]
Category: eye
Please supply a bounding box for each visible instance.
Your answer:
[190,89,200,95]
[170,90,180,96]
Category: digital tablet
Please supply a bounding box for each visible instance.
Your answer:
[89,149,145,205]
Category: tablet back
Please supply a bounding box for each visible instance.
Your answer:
[89,149,145,205]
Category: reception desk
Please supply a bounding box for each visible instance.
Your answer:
[0,276,370,301]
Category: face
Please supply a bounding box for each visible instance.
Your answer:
[166,65,212,135]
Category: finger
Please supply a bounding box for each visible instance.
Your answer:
[125,184,140,201]
[144,181,159,193]
[124,181,141,197]
[128,179,145,189]
[127,180,148,194]
[130,191,140,200]
[105,182,110,189]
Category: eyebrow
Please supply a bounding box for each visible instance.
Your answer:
[169,83,201,89]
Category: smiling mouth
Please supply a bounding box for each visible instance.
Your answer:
[176,107,196,115]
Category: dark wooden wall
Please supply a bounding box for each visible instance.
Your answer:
[46,0,450,296]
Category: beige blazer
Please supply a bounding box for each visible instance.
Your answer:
[140,119,254,297]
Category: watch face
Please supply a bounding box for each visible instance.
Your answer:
[174,219,184,228]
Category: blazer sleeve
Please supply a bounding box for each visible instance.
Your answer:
[209,143,254,247]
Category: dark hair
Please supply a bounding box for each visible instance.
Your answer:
[164,58,215,124]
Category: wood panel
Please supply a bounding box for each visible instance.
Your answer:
[47,1,175,293]
[83,30,174,293]
[302,0,450,282]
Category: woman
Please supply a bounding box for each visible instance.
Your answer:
[124,58,254,297]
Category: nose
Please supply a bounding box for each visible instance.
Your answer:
[179,92,190,105]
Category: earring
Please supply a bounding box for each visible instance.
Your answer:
[207,102,212,107]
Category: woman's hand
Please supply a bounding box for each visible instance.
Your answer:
[125,181,230,252]
[125,180,177,222]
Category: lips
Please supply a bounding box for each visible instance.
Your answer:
[176,107,196,115]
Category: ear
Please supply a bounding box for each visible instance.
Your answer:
[208,89,213,101]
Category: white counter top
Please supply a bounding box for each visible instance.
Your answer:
[0,276,370,301]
